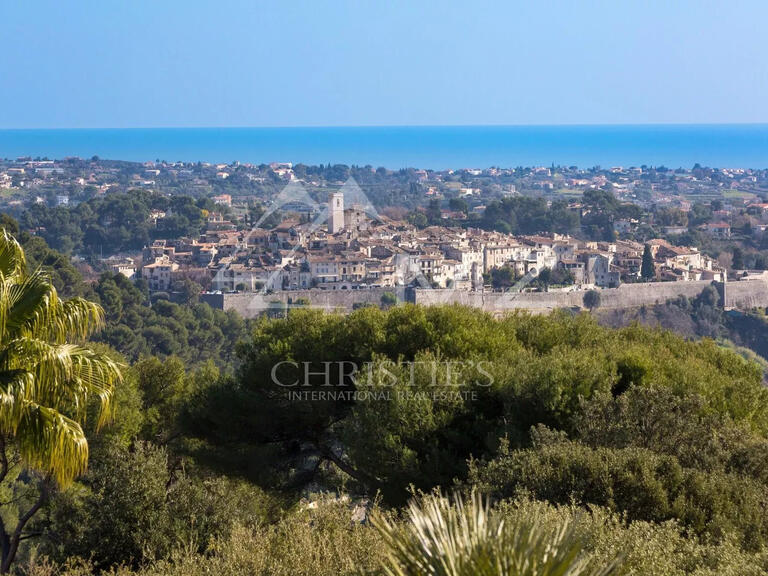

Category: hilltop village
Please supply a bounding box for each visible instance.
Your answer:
[131,191,726,297]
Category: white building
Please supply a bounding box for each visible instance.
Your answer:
[329,192,344,234]
[211,264,277,292]
[143,255,179,291]
[107,257,136,279]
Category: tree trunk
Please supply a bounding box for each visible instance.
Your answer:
[319,443,382,490]
[0,436,49,574]
[0,478,48,573]
[0,435,10,573]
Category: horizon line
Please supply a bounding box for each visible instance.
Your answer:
[3,122,768,131]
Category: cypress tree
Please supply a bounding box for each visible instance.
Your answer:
[641,244,655,280]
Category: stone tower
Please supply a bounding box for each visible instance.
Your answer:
[329,192,344,234]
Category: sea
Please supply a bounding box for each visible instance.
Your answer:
[1,124,768,170]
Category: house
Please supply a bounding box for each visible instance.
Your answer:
[308,256,341,284]
[442,246,483,281]
[279,263,313,290]
[580,252,620,287]
[211,263,276,292]
[206,212,236,232]
[558,259,586,284]
[706,221,731,239]
[662,225,688,236]
[483,243,520,273]
[105,257,137,279]
[418,250,444,280]
[142,255,179,291]
[212,194,232,206]
[149,210,166,224]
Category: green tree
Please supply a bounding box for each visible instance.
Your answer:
[426,199,442,224]
[583,290,601,311]
[133,356,190,442]
[380,291,397,308]
[641,244,655,280]
[0,230,121,573]
[45,441,269,570]
[536,267,552,290]
[733,246,745,270]
[407,212,428,229]
[488,266,516,290]
[448,197,469,214]
[188,306,768,504]
[469,439,768,550]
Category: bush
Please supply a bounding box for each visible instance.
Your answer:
[372,490,620,576]
[380,291,397,307]
[23,496,768,576]
[44,442,275,569]
[468,440,768,550]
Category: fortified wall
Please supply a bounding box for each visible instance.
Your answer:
[413,280,719,312]
[202,277,768,318]
[724,278,768,309]
[201,287,395,316]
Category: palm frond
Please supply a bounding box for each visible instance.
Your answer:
[14,400,89,486]
[2,339,120,427]
[372,491,620,576]
[4,268,59,339]
[58,298,106,341]
[0,228,26,278]
[0,369,36,434]
[0,230,123,487]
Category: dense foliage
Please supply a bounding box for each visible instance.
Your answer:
[20,191,221,255]
[188,306,768,511]
[598,287,768,365]
[477,189,641,240]
[481,196,580,235]
[93,272,248,365]
[19,496,768,576]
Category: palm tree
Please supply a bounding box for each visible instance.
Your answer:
[373,490,620,576]
[0,229,122,573]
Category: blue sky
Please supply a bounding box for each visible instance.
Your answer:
[1,0,766,128]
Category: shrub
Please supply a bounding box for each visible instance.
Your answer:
[372,491,619,576]
[468,440,768,550]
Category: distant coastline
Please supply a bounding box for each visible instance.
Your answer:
[1,124,768,169]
